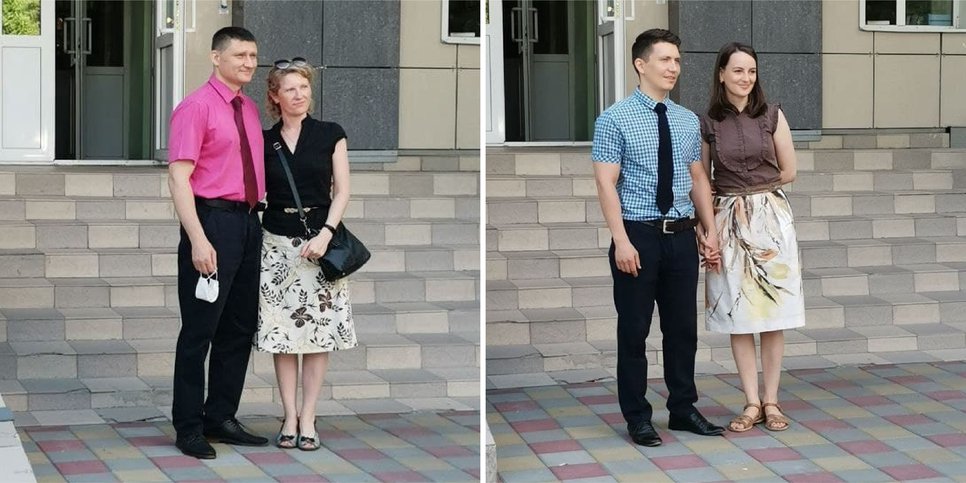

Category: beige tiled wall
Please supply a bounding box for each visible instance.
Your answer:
[823,0,963,129]
[823,0,872,53]
[874,55,940,128]
[823,54,873,128]
[874,33,941,54]
[942,33,966,54]
[184,2,232,92]
[941,56,966,126]
[399,0,480,150]
[398,69,457,149]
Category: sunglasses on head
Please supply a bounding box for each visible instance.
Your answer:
[273,57,308,69]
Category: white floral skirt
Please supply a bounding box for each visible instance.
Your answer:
[256,230,357,353]
[705,189,806,335]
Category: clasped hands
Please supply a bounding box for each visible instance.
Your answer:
[697,227,722,273]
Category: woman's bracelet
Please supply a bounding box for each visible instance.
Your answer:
[323,223,338,235]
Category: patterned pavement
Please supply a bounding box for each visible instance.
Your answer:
[487,362,966,482]
[20,411,479,482]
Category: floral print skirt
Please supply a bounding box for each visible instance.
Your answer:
[705,188,806,334]
[256,230,357,354]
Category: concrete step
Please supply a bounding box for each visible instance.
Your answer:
[488,169,962,199]
[0,195,480,224]
[0,301,479,343]
[485,148,966,176]
[0,243,478,277]
[0,331,479,381]
[485,213,966,255]
[486,289,966,347]
[0,270,480,309]
[0,364,480,412]
[486,321,966,376]
[0,169,479,199]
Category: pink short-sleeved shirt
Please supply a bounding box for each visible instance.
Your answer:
[168,75,266,202]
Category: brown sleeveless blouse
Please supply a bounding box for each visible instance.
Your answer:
[699,103,782,195]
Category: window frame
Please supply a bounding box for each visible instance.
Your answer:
[859,0,966,32]
[441,0,480,45]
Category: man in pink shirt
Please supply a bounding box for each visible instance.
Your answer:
[168,26,268,459]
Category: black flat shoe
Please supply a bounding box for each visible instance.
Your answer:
[204,418,269,446]
[668,410,725,436]
[176,433,216,459]
[627,421,662,447]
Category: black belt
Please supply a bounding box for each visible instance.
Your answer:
[639,217,698,234]
[195,197,264,212]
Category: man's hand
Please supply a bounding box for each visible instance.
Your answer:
[614,240,641,277]
[300,230,333,262]
[192,237,217,275]
[697,228,721,272]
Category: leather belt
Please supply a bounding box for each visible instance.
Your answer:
[195,197,264,212]
[640,217,698,234]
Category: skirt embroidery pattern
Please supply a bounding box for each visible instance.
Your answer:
[705,189,806,334]
[256,231,358,353]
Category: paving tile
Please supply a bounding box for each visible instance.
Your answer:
[490,362,966,481]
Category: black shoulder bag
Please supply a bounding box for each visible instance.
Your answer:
[272,141,370,280]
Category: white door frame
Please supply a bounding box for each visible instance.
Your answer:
[597,0,625,113]
[486,0,506,144]
[155,0,185,160]
[0,0,55,162]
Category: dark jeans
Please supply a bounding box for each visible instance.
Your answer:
[172,202,262,436]
[610,220,699,427]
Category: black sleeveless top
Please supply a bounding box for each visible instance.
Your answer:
[262,115,347,237]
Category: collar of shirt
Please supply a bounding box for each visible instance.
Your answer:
[207,74,243,104]
[632,88,672,111]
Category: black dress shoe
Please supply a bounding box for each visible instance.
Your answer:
[668,411,725,436]
[203,418,269,446]
[176,433,216,459]
[627,421,662,447]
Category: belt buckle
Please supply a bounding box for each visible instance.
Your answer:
[662,219,673,234]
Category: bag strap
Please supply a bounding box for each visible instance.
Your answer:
[272,142,313,236]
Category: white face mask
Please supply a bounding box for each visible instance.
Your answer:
[195,272,219,303]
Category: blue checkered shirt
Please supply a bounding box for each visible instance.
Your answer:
[592,89,702,221]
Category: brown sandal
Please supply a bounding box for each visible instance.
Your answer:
[762,402,790,431]
[728,403,764,432]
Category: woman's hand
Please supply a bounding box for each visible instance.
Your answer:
[300,230,333,262]
[697,228,722,273]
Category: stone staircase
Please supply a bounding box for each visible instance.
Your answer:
[485,140,966,388]
[0,157,480,414]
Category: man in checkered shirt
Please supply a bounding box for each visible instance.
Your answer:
[592,29,723,447]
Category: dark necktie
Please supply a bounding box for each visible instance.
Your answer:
[654,102,673,215]
[231,96,258,209]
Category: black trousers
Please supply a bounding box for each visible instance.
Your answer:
[610,220,699,427]
[172,202,262,436]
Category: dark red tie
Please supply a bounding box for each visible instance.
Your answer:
[231,96,258,209]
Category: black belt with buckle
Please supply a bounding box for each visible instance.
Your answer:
[195,197,264,212]
[640,217,698,234]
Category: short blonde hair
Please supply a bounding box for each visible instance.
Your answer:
[265,64,315,120]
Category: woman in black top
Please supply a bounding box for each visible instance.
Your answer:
[255,58,357,451]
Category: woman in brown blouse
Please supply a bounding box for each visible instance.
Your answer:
[698,42,806,432]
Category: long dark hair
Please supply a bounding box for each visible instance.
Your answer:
[707,42,767,121]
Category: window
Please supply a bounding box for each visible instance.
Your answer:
[861,0,966,31]
[442,0,480,44]
[2,0,41,36]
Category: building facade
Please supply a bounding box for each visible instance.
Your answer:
[0,0,480,163]
[485,0,966,145]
